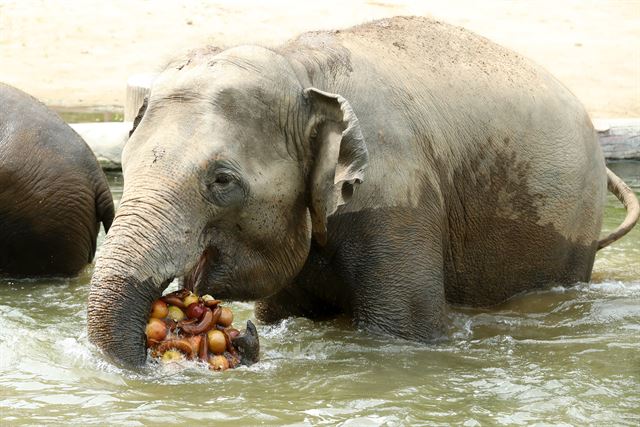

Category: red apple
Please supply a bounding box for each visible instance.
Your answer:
[185,302,206,319]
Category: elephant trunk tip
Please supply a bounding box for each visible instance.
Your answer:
[232,320,260,366]
[87,275,163,368]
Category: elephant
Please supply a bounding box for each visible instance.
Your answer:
[87,16,639,366]
[0,83,115,276]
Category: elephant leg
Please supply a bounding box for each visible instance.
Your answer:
[335,207,447,342]
[255,246,346,323]
[255,285,334,323]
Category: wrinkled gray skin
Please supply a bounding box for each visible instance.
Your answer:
[0,83,114,276]
[88,17,631,366]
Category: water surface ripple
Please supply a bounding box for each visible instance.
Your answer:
[1,163,638,426]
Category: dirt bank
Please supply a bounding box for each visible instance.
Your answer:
[1,0,638,117]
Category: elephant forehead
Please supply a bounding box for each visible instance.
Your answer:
[152,47,303,119]
[126,102,296,179]
[152,76,298,128]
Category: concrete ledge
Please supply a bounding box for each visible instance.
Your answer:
[71,119,640,171]
[593,118,640,161]
[70,122,131,170]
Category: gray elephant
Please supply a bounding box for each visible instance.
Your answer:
[88,17,639,366]
[0,83,114,276]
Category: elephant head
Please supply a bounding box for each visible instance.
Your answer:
[87,46,368,366]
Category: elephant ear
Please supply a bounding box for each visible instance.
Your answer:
[128,96,148,137]
[304,88,368,246]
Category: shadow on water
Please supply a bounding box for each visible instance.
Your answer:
[0,163,638,425]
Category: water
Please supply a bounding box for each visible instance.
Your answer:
[1,163,638,426]
[51,107,124,124]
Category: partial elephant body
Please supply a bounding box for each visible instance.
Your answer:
[87,17,638,366]
[261,17,606,318]
[0,83,114,276]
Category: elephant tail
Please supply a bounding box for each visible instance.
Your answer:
[597,168,639,250]
[96,184,115,234]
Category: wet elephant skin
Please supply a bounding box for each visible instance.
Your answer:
[87,17,624,366]
[0,83,114,277]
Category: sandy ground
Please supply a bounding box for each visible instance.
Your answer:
[1,0,639,117]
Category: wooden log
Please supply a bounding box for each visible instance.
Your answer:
[124,73,157,122]
[594,118,640,160]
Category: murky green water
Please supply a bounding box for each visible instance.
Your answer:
[51,107,124,124]
[1,162,638,426]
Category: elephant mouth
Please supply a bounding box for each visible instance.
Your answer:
[181,246,219,294]
[147,246,260,367]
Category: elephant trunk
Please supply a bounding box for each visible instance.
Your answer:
[87,183,203,366]
[87,266,158,367]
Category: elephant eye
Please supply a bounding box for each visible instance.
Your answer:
[203,169,247,207]
[214,173,233,185]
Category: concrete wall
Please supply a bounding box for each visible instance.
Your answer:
[70,122,130,170]
[593,119,640,161]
